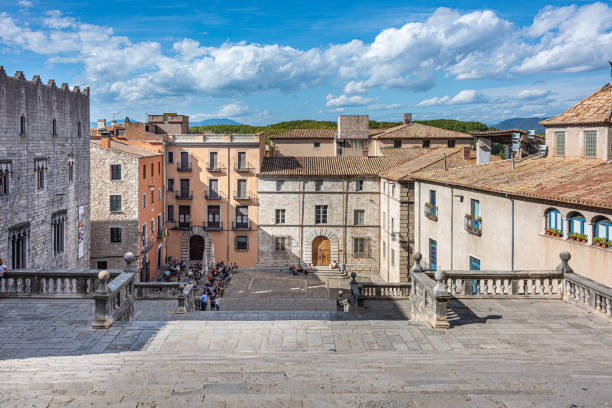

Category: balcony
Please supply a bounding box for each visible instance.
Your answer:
[176,163,192,172]
[425,203,438,221]
[141,237,154,253]
[205,191,224,200]
[177,221,192,230]
[206,162,226,172]
[233,191,252,200]
[232,221,251,230]
[234,162,254,172]
[464,214,482,236]
[205,221,223,231]
[156,231,163,239]
[175,190,193,200]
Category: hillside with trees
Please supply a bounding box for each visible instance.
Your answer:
[190,118,493,137]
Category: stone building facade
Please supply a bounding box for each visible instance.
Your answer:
[164,132,265,267]
[0,68,90,270]
[89,136,164,281]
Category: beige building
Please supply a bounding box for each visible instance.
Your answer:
[164,132,265,267]
[270,113,472,158]
[540,82,611,161]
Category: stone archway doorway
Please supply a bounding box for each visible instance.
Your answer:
[189,235,205,261]
[312,236,330,266]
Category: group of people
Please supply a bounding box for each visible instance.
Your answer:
[290,263,313,276]
[160,258,186,282]
[199,261,237,311]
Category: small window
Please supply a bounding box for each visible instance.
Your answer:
[595,219,612,241]
[353,237,367,255]
[470,199,479,217]
[547,209,563,233]
[168,152,174,163]
[20,114,26,135]
[97,261,108,269]
[315,205,328,224]
[52,211,66,255]
[158,188,161,201]
[143,193,147,209]
[110,195,122,212]
[167,179,174,191]
[110,227,122,243]
[314,142,321,148]
[0,167,8,195]
[35,159,45,189]
[167,205,174,221]
[236,236,248,251]
[447,140,455,148]
[354,209,365,225]
[429,238,437,271]
[116,129,125,137]
[315,180,323,191]
[585,131,597,158]
[52,119,57,137]
[151,188,154,205]
[555,131,566,156]
[77,122,82,138]
[158,162,161,175]
[276,180,284,192]
[430,190,436,206]
[274,236,286,252]
[470,256,481,271]
[275,209,286,224]
[422,140,430,148]
[355,180,363,191]
[67,156,74,183]
[570,215,585,235]
[143,165,147,179]
[393,140,401,148]
[110,164,121,180]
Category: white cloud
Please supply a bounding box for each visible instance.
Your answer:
[418,90,485,106]
[325,93,374,107]
[18,0,33,7]
[0,4,610,104]
[190,103,249,120]
[517,89,552,100]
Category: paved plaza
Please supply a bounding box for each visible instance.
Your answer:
[1,294,611,406]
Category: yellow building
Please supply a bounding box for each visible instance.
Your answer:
[163,132,265,266]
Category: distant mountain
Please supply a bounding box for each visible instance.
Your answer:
[90,119,140,128]
[493,117,548,133]
[190,118,242,126]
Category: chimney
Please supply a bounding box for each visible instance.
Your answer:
[111,120,117,126]
[97,119,106,129]
[403,113,412,125]
[100,131,111,148]
[462,146,471,160]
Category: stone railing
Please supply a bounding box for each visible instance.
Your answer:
[349,272,411,310]
[410,255,451,328]
[564,271,612,321]
[443,270,563,298]
[135,281,196,314]
[92,265,136,329]
[0,270,123,298]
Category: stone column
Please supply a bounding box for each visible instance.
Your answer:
[563,217,570,239]
[541,214,547,235]
[586,223,593,244]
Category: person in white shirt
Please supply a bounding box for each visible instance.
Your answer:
[0,258,7,277]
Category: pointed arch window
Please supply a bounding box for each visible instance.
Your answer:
[20,114,26,136]
[52,119,57,137]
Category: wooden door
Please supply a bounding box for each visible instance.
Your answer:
[189,235,205,261]
[312,236,330,266]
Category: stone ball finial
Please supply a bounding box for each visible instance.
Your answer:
[98,269,110,283]
[350,271,357,283]
[559,251,571,262]
[338,290,343,297]
[124,252,135,264]
[179,283,185,290]
[434,270,445,283]
[414,252,422,263]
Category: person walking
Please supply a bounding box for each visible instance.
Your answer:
[200,292,208,311]
[215,296,221,311]
[0,258,7,278]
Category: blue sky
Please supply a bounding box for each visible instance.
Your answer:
[0,0,611,125]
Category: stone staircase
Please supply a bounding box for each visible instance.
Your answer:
[174,310,356,320]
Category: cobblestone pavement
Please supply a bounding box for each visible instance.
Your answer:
[1,297,611,406]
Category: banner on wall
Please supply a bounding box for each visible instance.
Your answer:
[78,205,85,258]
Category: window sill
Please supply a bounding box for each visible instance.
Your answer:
[110,211,124,214]
[235,248,249,252]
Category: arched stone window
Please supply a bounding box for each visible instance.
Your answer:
[567,211,586,235]
[593,216,612,243]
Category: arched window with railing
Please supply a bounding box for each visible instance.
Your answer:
[546,209,562,234]
[593,216,612,246]
[568,212,586,235]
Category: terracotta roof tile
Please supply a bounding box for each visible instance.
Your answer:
[382,148,476,181]
[270,129,335,139]
[471,129,527,136]
[540,82,612,126]
[372,122,473,140]
[90,139,161,157]
[413,157,612,210]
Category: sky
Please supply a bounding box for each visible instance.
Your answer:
[0,0,611,126]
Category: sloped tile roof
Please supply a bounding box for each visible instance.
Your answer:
[90,139,161,157]
[471,129,527,136]
[413,157,612,210]
[269,129,336,139]
[382,148,477,181]
[371,122,473,140]
[540,82,612,126]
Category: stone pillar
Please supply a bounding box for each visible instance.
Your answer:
[563,217,570,239]
[477,137,491,165]
[541,214,547,235]
[586,223,593,244]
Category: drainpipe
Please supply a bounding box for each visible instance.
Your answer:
[298,179,303,265]
[342,178,347,269]
[226,145,230,263]
[386,181,390,283]
[450,186,454,271]
[162,139,167,265]
[511,196,515,271]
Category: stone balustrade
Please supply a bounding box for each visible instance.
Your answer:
[92,253,137,329]
[135,281,196,314]
[442,270,563,298]
[564,272,612,321]
[356,282,411,299]
[410,254,451,328]
[0,270,122,298]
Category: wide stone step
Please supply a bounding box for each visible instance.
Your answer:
[180,310,356,320]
